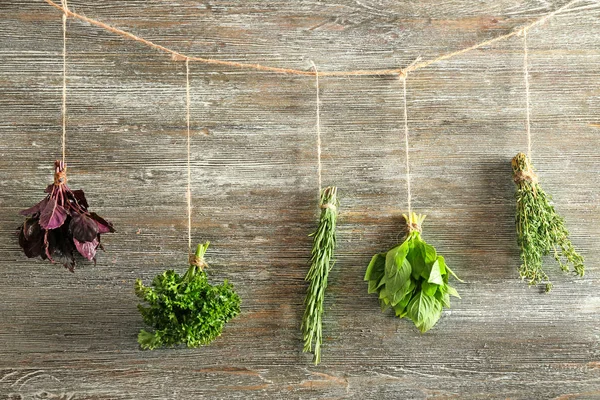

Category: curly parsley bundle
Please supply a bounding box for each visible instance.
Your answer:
[302,186,338,365]
[135,242,241,350]
[365,213,460,333]
[512,152,584,292]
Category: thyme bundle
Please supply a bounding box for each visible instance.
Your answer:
[135,242,241,350]
[302,186,338,365]
[512,152,584,291]
[365,213,460,333]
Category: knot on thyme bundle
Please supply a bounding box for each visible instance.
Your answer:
[513,169,538,184]
[511,152,538,185]
[189,253,208,270]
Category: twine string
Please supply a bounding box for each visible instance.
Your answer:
[61,0,68,164]
[523,29,532,158]
[43,0,582,77]
[399,57,421,216]
[401,74,412,216]
[310,61,322,196]
[185,57,192,254]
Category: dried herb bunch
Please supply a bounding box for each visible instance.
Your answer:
[512,152,584,292]
[365,213,460,333]
[135,242,241,350]
[17,160,115,270]
[302,186,339,365]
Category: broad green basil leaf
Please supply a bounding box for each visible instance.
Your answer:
[385,240,409,278]
[446,285,461,298]
[367,279,379,294]
[427,259,444,285]
[407,291,435,328]
[407,238,426,280]
[445,264,464,282]
[436,255,447,275]
[390,276,414,306]
[434,289,451,308]
[422,242,437,266]
[421,281,439,296]
[385,258,411,296]
[418,298,443,333]
[365,253,385,281]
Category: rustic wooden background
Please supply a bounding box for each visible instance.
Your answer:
[1,0,599,398]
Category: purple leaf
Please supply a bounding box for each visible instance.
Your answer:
[18,218,45,258]
[39,197,68,230]
[48,226,76,271]
[70,189,89,209]
[70,213,99,242]
[74,237,98,261]
[89,212,115,233]
[20,198,49,217]
[44,184,54,194]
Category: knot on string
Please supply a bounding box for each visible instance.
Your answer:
[320,203,337,211]
[172,53,188,62]
[404,212,425,234]
[407,221,422,234]
[189,253,208,270]
[513,169,538,185]
[60,0,69,14]
[512,152,538,185]
[53,160,67,186]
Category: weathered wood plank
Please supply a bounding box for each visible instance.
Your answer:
[0,0,599,398]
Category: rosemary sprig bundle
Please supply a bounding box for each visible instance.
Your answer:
[365,213,461,333]
[512,152,584,292]
[302,186,339,365]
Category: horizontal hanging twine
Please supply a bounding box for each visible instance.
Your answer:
[44,0,582,77]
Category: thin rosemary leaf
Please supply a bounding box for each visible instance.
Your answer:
[302,186,339,365]
[512,152,584,292]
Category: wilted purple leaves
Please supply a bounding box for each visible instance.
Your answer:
[17,161,115,271]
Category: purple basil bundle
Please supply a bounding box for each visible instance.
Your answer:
[17,160,115,271]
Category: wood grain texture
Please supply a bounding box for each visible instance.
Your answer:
[1,0,599,398]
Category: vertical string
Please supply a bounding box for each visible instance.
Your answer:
[185,58,192,254]
[310,61,322,197]
[401,75,412,216]
[61,0,68,164]
[523,29,532,158]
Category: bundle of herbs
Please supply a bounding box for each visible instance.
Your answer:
[512,152,584,292]
[365,212,460,333]
[135,242,241,350]
[302,186,338,365]
[17,160,115,270]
